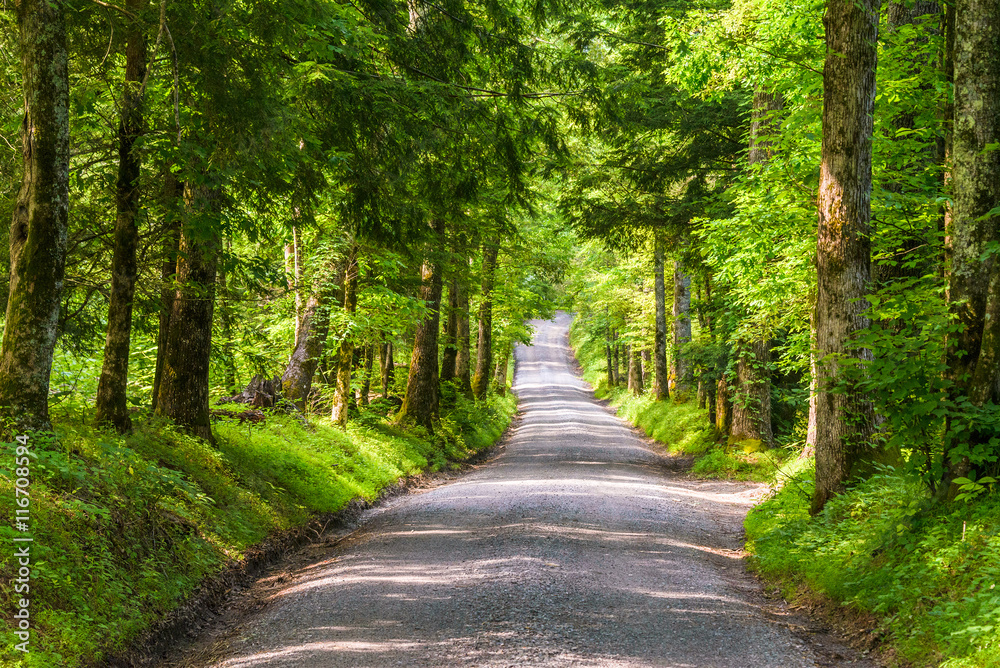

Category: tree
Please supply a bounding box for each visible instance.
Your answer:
[154,183,220,443]
[0,0,70,434]
[811,0,880,513]
[398,220,446,429]
[95,0,150,432]
[472,240,500,399]
[939,0,1000,494]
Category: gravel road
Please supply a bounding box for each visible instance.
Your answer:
[171,312,874,667]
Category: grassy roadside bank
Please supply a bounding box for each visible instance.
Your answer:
[568,320,798,482]
[569,317,1000,667]
[1,393,516,667]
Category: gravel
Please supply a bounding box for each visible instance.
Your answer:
[172,312,874,667]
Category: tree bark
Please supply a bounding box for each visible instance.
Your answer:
[380,340,395,397]
[217,245,238,394]
[0,0,70,434]
[454,280,473,396]
[939,0,1000,496]
[672,262,692,395]
[493,342,511,396]
[281,291,330,411]
[472,240,499,399]
[152,176,182,411]
[399,220,446,428]
[628,345,644,395]
[730,340,774,446]
[440,276,459,383]
[359,344,374,407]
[812,0,880,514]
[332,244,359,427]
[605,327,614,389]
[653,234,670,401]
[611,329,622,387]
[94,0,148,432]
[716,377,732,436]
[154,183,221,443]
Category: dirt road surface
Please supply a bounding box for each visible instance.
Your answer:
[166,312,873,667]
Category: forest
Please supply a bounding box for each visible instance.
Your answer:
[1,0,999,665]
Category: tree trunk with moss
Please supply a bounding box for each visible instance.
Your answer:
[281,291,330,411]
[0,0,70,434]
[152,176,182,412]
[154,184,221,443]
[454,280,473,396]
[730,340,774,446]
[332,244,359,427]
[493,342,511,396]
[653,234,670,400]
[440,276,459,384]
[812,0,880,514]
[359,344,374,407]
[399,221,446,429]
[472,241,499,399]
[381,341,395,397]
[672,263,692,395]
[628,346,644,396]
[94,0,148,433]
[940,0,1000,497]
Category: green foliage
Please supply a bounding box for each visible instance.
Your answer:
[570,313,788,481]
[0,393,515,666]
[746,469,1000,667]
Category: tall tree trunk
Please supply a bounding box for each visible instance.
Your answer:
[281,291,330,411]
[493,342,511,396]
[653,234,670,401]
[672,262,692,395]
[611,329,622,387]
[94,0,148,433]
[940,0,1000,497]
[472,240,499,399]
[812,0,880,514]
[730,340,774,446]
[217,243,238,394]
[359,344,374,407]
[605,327,614,389]
[454,280,473,396]
[399,220,446,428]
[380,340,395,397]
[152,177,182,411]
[0,0,70,433]
[154,183,220,443]
[332,243,359,428]
[287,223,304,341]
[440,276,459,383]
[716,377,732,436]
[707,381,718,429]
[628,346,644,395]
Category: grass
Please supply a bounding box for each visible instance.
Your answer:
[745,470,1000,667]
[0,391,516,667]
[568,318,792,482]
[570,317,1000,665]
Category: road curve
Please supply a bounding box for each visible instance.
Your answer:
[182,312,857,667]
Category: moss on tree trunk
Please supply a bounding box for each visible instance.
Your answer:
[0,0,70,434]
[812,0,880,514]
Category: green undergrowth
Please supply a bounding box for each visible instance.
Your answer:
[0,392,516,667]
[746,470,1000,667]
[568,318,790,482]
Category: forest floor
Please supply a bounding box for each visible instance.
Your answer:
[155,313,874,667]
